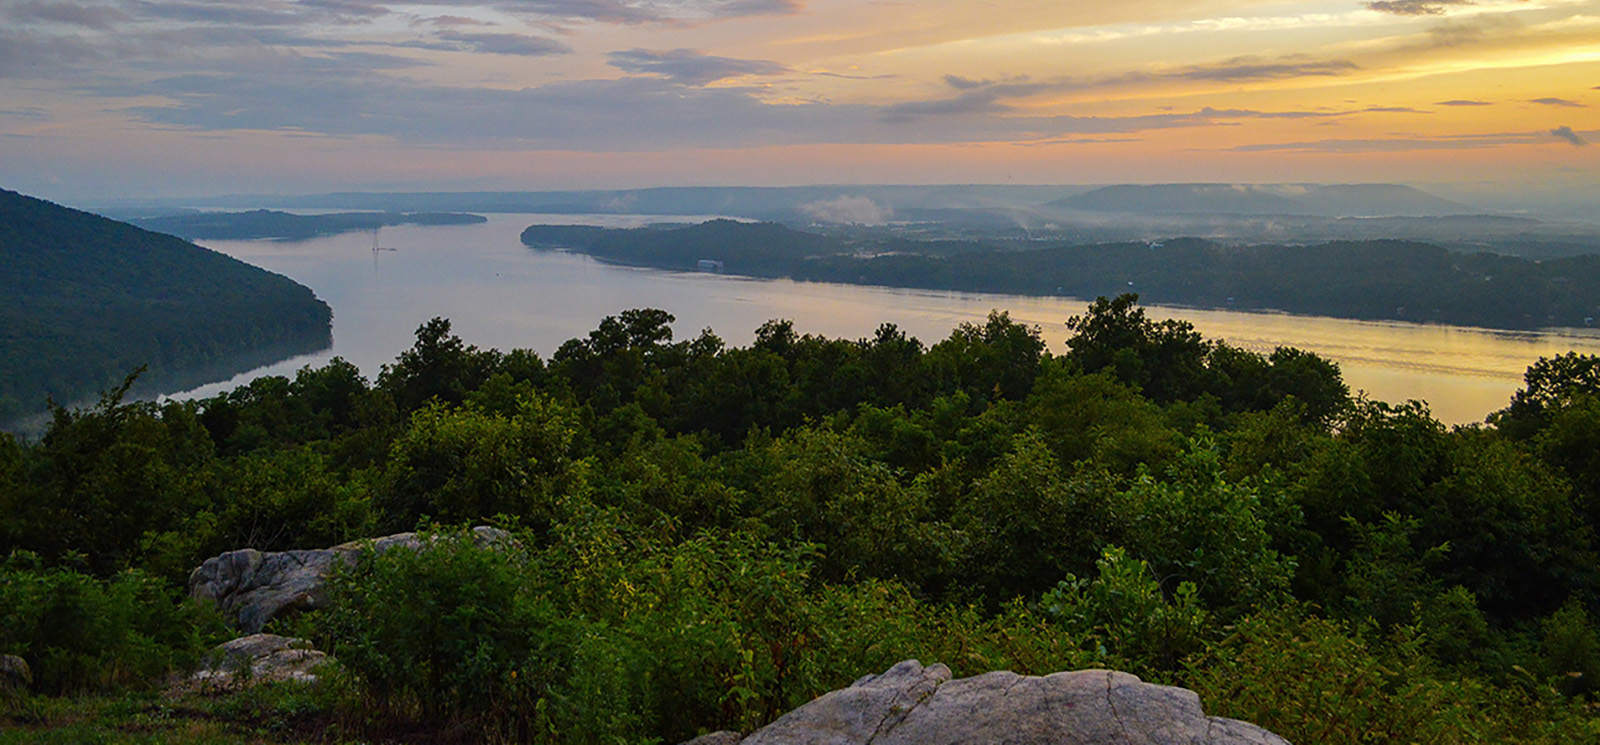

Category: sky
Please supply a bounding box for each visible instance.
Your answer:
[1,0,1596,203]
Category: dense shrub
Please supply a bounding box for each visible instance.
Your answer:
[318,528,555,732]
[1186,611,1600,744]
[1041,546,1210,673]
[0,554,223,694]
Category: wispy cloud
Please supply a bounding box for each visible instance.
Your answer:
[1,0,803,79]
[129,0,385,27]
[471,0,802,24]
[1229,130,1573,153]
[881,54,1361,123]
[405,31,573,56]
[1551,125,1590,146]
[607,48,788,85]
[880,89,1014,120]
[1365,0,1473,16]
[6,1,129,29]
[111,56,1405,152]
[1174,56,1359,81]
[0,106,51,119]
[1437,99,1493,106]
[1190,106,1346,120]
[1529,97,1585,107]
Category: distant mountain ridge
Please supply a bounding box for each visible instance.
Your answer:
[1050,183,1479,218]
[131,209,486,241]
[95,185,1096,218]
[0,188,332,427]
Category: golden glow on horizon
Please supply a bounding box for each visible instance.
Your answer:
[0,0,1596,199]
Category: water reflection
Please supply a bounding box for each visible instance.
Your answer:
[174,214,1600,426]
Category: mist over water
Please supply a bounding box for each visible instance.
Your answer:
[175,214,1600,426]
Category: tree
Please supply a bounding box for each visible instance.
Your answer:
[377,392,585,533]
[1496,353,1600,439]
[379,318,500,412]
[925,310,1046,405]
[1064,294,1211,403]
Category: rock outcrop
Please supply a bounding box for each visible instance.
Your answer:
[188,634,327,689]
[189,527,510,632]
[0,654,31,692]
[694,660,1289,745]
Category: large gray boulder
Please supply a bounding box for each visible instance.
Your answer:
[0,654,31,692]
[729,659,1288,745]
[188,634,328,690]
[189,527,510,632]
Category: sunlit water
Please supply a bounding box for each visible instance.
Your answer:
[172,214,1600,426]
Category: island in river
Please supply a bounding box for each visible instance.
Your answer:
[522,219,1600,333]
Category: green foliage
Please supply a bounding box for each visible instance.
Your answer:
[1065,294,1211,404]
[1022,366,1181,475]
[1110,439,1295,619]
[1041,546,1211,672]
[319,528,550,727]
[954,431,1108,603]
[378,392,586,533]
[1496,352,1600,438]
[1526,392,1600,527]
[743,425,955,587]
[1541,599,1600,698]
[7,300,1600,741]
[1340,513,1451,629]
[1188,611,1600,744]
[0,555,223,695]
[378,318,509,412]
[924,310,1046,404]
[315,518,1109,742]
[4,377,217,576]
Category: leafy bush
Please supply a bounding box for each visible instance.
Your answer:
[1187,611,1600,744]
[377,392,587,533]
[1041,546,1210,673]
[1110,439,1295,619]
[317,527,554,729]
[0,554,223,694]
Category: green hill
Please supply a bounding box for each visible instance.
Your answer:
[527,220,1600,331]
[131,209,486,241]
[0,188,332,425]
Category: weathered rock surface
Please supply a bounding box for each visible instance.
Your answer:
[0,654,31,692]
[681,732,744,745]
[189,634,327,689]
[189,527,509,632]
[724,659,1289,745]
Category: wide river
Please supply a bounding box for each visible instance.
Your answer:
[177,214,1600,426]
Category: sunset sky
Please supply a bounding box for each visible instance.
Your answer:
[2,0,1596,204]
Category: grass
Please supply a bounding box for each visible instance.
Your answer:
[1,685,341,745]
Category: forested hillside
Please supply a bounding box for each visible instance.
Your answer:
[131,210,486,241]
[6,297,1600,743]
[525,220,1600,330]
[0,189,332,425]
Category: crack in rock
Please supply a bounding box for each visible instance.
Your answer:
[1106,671,1133,743]
[866,664,946,743]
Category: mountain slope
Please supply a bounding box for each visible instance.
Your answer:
[0,188,332,424]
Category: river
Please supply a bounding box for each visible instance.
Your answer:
[174,213,1600,426]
